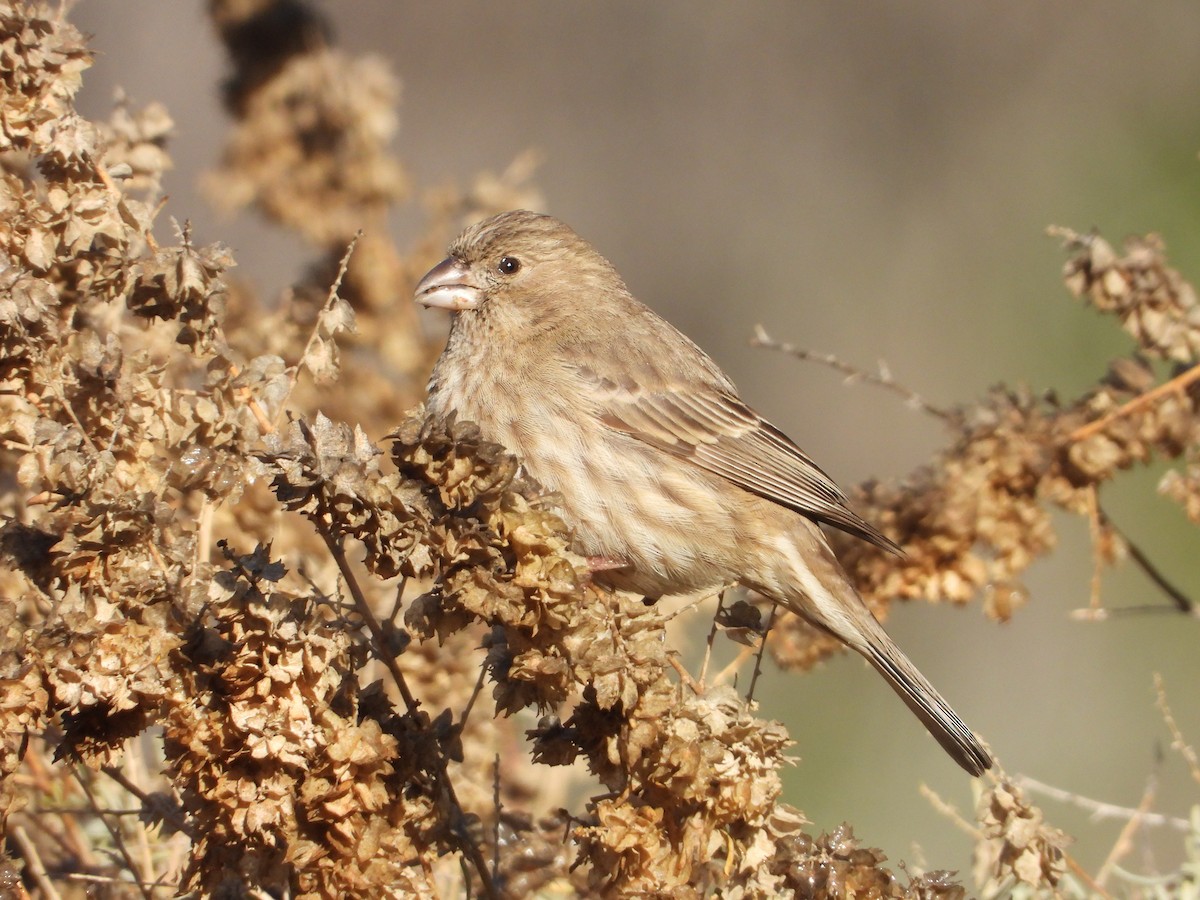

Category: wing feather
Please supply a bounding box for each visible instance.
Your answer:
[588,372,900,554]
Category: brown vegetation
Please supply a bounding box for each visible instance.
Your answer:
[0,2,1196,897]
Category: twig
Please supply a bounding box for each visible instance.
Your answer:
[35,806,143,816]
[319,532,497,899]
[223,357,277,436]
[102,765,188,835]
[321,532,417,711]
[196,499,214,571]
[663,590,718,623]
[1107,864,1185,887]
[388,575,409,624]
[217,234,363,441]
[667,653,704,696]
[697,591,725,688]
[1154,673,1200,786]
[1014,774,1188,831]
[1064,854,1115,900]
[746,605,776,703]
[1070,604,1195,621]
[93,158,159,254]
[751,325,951,420]
[1069,363,1200,443]
[66,873,181,890]
[458,659,489,732]
[492,754,502,885]
[1072,505,1196,617]
[11,824,60,900]
[1085,486,1105,611]
[73,770,154,900]
[281,232,362,403]
[1104,513,1194,613]
[117,751,156,888]
[709,643,756,690]
[1096,768,1158,887]
[918,783,982,839]
[1123,535,1195,613]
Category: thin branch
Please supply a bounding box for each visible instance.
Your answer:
[746,605,776,703]
[220,233,364,440]
[282,231,362,403]
[1096,768,1158,887]
[663,590,719,623]
[1063,854,1116,900]
[321,532,418,712]
[1069,363,1200,443]
[1071,604,1195,621]
[918,783,982,839]
[1085,486,1105,611]
[388,575,409,624]
[1123,537,1196,614]
[319,532,497,899]
[73,770,154,900]
[458,657,490,732]
[751,324,951,420]
[697,590,725,689]
[1014,774,1189,831]
[1154,673,1200,786]
[667,653,704,696]
[196,499,215,571]
[228,359,277,436]
[1104,513,1194,613]
[1107,864,1186,887]
[1072,505,1197,617]
[11,824,60,900]
[101,765,188,836]
[66,873,181,890]
[492,754,502,885]
[709,643,757,690]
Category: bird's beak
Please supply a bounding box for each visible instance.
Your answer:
[414,258,482,311]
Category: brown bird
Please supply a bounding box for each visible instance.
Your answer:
[415,209,992,776]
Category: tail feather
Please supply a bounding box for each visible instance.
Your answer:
[773,532,993,776]
[863,634,993,777]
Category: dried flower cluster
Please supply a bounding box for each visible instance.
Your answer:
[0,1,1196,898]
[972,781,1068,893]
[164,544,459,898]
[771,228,1200,668]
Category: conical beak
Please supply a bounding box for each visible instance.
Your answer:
[414,258,483,311]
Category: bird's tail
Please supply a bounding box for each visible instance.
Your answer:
[858,621,993,776]
[773,531,993,776]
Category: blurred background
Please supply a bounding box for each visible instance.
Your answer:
[73,1,1200,879]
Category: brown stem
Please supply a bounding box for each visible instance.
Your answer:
[319,532,498,899]
[73,770,154,900]
[747,605,776,703]
[1101,508,1194,613]
[1070,363,1200,443]
[751,324,952,421]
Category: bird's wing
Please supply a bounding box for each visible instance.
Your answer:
[582,369,901,554]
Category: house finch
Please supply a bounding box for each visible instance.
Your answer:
[416,210,992,776]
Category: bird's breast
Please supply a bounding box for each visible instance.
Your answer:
[426,331,769,597]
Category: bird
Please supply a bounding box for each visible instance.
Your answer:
[415,209,992,776]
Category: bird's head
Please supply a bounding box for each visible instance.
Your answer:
[414,210,623,326]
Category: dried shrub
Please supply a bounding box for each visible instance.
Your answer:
[766,228,1200,666]
[0,2,1196,898]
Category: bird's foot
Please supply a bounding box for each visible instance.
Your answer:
[585,555,631,573]
[581,555,634,589]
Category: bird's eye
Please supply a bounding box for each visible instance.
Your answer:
[497,256,521,275]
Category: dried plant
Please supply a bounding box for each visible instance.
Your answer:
[0,2,1197,898]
